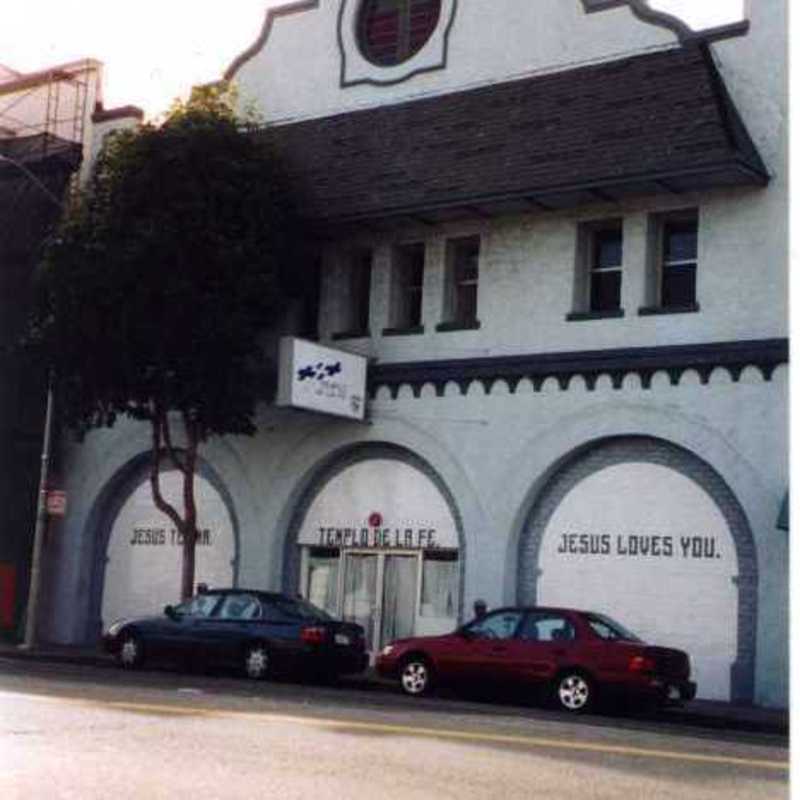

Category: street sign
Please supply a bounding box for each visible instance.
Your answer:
[46,490,67,517]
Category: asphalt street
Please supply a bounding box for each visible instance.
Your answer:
[0,658,788,799]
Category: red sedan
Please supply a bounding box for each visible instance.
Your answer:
[375,607,696,712]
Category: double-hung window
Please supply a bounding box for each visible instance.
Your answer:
[568,219,624,320]
[640,209,699,315]
[439,235,480,330]
[386,242,425,333]
[334,249,372,339]
[589,224,623,313]
[660,213,698,309]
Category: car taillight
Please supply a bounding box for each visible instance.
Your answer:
[301,626,327,645]
[628,654,657,673]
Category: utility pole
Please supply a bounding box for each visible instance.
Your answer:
[0,155,62,650]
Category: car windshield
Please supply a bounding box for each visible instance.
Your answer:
[273,596,333,622]
[586,613,642,642]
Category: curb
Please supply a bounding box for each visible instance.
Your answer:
[0,645,788,737]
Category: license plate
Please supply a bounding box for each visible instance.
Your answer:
[335,634,351,646]
[668,685,681,700]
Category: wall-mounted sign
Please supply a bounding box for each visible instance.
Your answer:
[276,337,367,421]
[314,525,439,550]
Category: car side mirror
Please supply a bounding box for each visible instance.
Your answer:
[458,626,474,639]
[164,604,178,619]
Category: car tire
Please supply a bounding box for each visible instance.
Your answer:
[399,655,433,697]
[243,642,271,680]
[554,670,594,713]
[117,631,144,669]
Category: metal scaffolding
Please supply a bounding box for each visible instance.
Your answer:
[0,60,95,167]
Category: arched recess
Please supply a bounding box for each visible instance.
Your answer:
[84,452,241,641]
[283,442,466,649]
[517,436,757,703]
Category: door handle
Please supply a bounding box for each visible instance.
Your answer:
[554,649,567,656]
[491,646,508,653]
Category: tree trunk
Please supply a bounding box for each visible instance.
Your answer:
[149,409,201,602]
[179,415,199,600]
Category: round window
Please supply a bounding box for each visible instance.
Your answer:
[357,0,442,67]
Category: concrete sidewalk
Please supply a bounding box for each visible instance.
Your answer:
[0,640,788,737]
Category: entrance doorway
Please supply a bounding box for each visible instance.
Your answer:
[342,552,417,652]
[293,454,463,654]
[301,546,459,654]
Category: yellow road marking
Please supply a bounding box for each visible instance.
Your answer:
[6,690,788,772]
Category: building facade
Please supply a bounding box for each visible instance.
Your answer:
[0,60,141,637]
[42,1,788,707]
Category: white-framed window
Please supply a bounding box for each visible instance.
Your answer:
[569,219,624,320]
[660,212,698,308]
[440,235,480,330]
[334,248,372,338]
[641,209,699,315]
[387,242,425,333]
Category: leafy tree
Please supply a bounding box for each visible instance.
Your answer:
[30,85,301,599]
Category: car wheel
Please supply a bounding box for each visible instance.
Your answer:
[399,656,433,696]
[554,670,594,713]
[117,632,144,669]
[243,643,271,680]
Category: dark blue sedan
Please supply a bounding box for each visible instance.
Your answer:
[102,589,368,681]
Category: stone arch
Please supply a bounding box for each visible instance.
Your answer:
[84,451,241,641]
[282,441,467,620]
[517,435,757,702]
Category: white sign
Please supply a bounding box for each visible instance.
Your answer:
[46,490,67,517]
[298,459,459,550]
[277,337,367,421]
[101,471,235,628]
[537,462,737,701]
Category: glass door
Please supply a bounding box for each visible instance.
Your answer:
[380,555,417,649]
[340,551,420,654]
[342,553,379,652]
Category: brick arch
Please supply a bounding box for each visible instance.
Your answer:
[517,435,757,702]
[282,441,466,619]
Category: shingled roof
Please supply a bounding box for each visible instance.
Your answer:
[258,44,768,231]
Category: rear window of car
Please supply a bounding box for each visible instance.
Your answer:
[267,597,333,622]
[586,613,642,642]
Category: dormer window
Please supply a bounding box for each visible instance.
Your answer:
[358,0,442,67]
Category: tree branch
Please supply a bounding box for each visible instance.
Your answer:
[149,415,184,535]
[159,404,186,472]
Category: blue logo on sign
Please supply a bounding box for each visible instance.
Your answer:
[297,361,343,381]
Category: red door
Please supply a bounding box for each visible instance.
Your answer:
[499,612,579,685]
[436,610,525,684]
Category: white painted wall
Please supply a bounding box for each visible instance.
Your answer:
[537,463,738,700]
[101,471,235,629]
[232,0,675,124]
[297,459,459,549]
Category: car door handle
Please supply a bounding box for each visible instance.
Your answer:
[491,646,508,653]
[554,649,567,656]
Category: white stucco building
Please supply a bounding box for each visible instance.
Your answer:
[42,1,788,707]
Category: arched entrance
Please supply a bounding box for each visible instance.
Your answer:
[287,445,463,654]
[518,437,757,702]
[88,456,239,635]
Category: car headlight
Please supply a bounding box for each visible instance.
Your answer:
[380,644,395,657]
[105,619,126,637]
